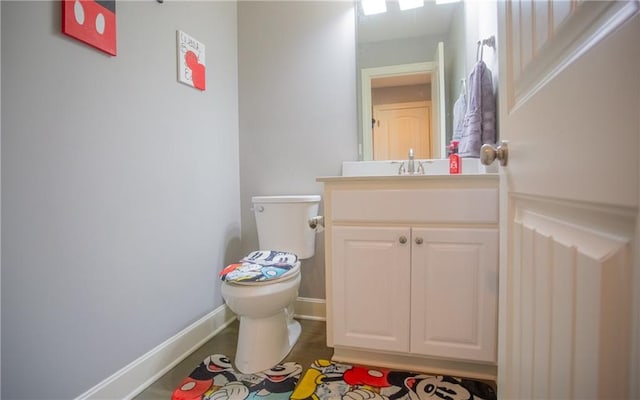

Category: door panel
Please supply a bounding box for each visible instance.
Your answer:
[498,1,639,398]
[510,204,631,398]
[503,1,639,207]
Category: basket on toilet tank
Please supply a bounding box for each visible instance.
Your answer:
[252,195,321,260]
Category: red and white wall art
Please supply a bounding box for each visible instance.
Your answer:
[62,0,117,56]
[177,30,206,91]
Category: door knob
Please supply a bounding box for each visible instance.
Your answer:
[399,236,407,244]
[415,237,423,245]
[480,140,509,166]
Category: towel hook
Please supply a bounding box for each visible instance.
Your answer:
[477,35,496,61]
[483,36,496,48]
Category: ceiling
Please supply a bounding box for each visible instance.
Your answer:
[357,0,459,44]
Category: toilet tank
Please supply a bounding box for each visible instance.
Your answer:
[252,195,321,260]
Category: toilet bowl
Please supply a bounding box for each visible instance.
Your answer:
[220,195,321,374]
[221,265,301,374]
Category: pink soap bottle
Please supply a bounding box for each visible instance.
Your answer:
[449,140,460,174]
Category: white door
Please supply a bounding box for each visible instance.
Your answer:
[496,2,639,399]
[373,101,431,160]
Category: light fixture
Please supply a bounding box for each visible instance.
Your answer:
[361,0,386,16]
[398,0,424,11]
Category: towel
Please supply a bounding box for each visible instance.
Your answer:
[458,61,496,157]
[452,90,467,142]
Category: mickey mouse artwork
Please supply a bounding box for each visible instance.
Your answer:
[172,356,495,400]
[177,30,206,91]
[290,360,497,400]
[62,0,117,56]
[171,354,302,400]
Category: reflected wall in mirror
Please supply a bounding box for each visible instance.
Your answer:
[356,0,498,161]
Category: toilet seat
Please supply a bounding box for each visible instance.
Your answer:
[220,250,300,286]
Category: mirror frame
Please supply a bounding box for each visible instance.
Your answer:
[361,61,446,161]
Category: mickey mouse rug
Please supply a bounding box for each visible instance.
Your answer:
[172,354,302,400]
[290,360,496,400]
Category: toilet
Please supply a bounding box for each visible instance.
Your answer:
[220,195,321,374]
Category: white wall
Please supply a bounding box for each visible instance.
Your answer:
[238,1,357,299]
[444,1,498,145]
[373,84,431,105]
[446,1,466,143]
[1,1,240,398]
[464,1,498,96]
[1,2,358,397]
[358,34,446,69]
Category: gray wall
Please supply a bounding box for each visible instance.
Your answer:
[1,1,240,398]
[358,34,448,69]
[1,1,357,397]
[238,1,357,299]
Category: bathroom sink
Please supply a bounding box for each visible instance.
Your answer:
[341,159,498,176]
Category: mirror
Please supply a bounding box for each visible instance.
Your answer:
[356,0,466,160]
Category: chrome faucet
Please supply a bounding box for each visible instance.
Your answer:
[407,148,415,174]
[393,148,428,175]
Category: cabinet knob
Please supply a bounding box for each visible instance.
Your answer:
[399,236,407,244]
[415,237,423,245]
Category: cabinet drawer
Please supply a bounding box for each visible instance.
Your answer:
[331,188,498,224]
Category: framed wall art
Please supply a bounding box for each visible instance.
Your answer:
[62,0,117,56]
[177,30,206,91]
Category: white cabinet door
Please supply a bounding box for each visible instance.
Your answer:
[410,228,498,362]
[332,226,411,353]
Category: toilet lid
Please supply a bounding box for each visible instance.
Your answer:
[219,250,299,285]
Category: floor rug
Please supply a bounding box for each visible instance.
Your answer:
[291,359,496,400]
[171,354,302,400]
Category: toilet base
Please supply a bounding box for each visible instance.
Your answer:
[234,309,301,374]
[287,317,302,350]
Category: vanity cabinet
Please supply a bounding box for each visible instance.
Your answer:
[318,175,499,378]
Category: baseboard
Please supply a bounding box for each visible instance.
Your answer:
[294,297,326,321]
[332,347,497,382]
[75,304,236,400]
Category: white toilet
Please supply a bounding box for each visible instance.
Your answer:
[220,195,321,374]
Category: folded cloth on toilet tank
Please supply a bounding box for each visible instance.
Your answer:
[219,250,299,283]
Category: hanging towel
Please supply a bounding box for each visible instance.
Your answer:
[452,89,467,142]
[458,61,496,158]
